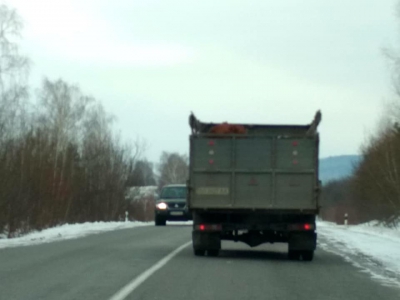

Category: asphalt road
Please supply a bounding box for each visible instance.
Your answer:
[0,224,399,300]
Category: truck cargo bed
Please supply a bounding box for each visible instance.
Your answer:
[189,135,319,211]
[188,111,321,259]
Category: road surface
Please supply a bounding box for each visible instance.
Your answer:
[0,224,398,300]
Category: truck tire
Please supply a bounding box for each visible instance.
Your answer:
[155,216,166,226]
[192,231,221,256]
[207,249,219,257]
[194,249,206,256]
[288,250,301,260]
[301,250,314,261]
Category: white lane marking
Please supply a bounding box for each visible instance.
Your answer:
[109,241,192,300]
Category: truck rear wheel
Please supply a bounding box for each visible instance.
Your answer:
[301,250,314,261]
[207,249,219,257]
[288,250,301,260]
[192,230,221,257]
[194,249,206,256]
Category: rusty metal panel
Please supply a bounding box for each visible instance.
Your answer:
[234,173,272,208]
[276,139,315,170]
[192,138,232,170]
[189,134,318,211]
[235,138,272,170]
[275,174,315,209]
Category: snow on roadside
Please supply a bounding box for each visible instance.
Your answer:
[167,221,193,226]
[318,221,400,287]
[0,221,151,249]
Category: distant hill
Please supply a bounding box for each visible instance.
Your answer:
[319,155,361,184]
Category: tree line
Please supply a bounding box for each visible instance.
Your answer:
[319,4,400,227]
[321,82,400,227]
[321,122,400,227]
[0,5,189,237]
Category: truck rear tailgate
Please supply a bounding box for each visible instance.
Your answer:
[189,135,318,210]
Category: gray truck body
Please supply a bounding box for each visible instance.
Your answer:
[188,112,321,260]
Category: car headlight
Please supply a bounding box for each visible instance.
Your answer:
[156,202,168,210]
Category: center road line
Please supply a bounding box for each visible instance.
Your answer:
[108,241,192,300]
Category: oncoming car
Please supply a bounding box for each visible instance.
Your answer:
[154,184,191,226]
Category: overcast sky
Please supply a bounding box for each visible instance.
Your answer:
[5,0,400,162]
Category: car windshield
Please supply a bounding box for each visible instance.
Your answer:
[160,187,187,199]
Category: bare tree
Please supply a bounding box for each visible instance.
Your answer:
[157,152,188,188]
[37,78,94,146]
[0,4,31,236]
[0,4,153,237]
[345,116,400,226]
[343,2,400,226]
[0,4,30,141]
[127,160,156,187]
[35,79,94,222]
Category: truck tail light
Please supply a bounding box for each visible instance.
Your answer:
[289,223,315,231]
[304,224,312,230]
[195,224,222,231]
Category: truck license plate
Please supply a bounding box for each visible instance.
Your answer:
[170,211,184,216]
[196,187,229,195]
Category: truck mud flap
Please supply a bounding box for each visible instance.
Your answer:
[288,232,317,251]
[192,231,221,250]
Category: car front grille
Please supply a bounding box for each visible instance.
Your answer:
[167,202,186,209]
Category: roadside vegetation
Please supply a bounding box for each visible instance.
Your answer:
[0,4,188,238]
[321,6,400,228]
[321,113,400,227]
[2,2,400,238]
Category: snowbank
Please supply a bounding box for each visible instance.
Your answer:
[0,221,151,249]
[318,221,400,287]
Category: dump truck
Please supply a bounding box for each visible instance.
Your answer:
[187,111,322,261]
